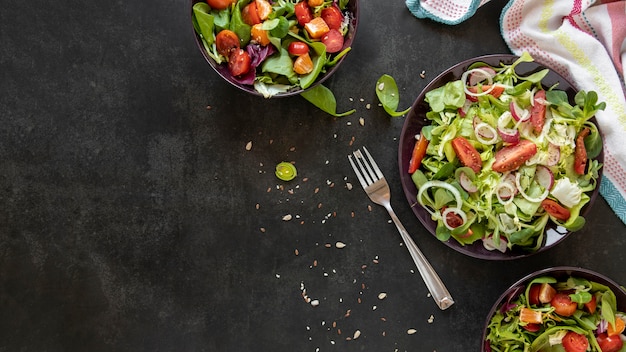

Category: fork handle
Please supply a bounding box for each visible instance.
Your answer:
[384,204,455,310]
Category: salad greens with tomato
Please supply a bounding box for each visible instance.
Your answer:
[485,275,626,352]
[409,52,604,253]
[192,0,354,98]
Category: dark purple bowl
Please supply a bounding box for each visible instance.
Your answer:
[190,0,359,98]
[480,266,626,351]
[397,54,604,260]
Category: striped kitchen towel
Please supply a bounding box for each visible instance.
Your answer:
[406,0,626,224]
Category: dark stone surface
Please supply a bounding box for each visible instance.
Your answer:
[1,0,624,351]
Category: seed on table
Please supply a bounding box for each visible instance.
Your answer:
[378,292,387,300]
[294,249,299,256]
[245,141,252,150]
[353,330,361,339]
[407,328,417,335]
[310,299,319,307]
[335,241,346,248]
[255,203,260,210]
[260,227,266,233]
[282,214,292,221]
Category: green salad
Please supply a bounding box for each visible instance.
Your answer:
[485,275,626,352]
[409,52,604,253]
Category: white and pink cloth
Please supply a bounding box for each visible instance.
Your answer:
[406,0,626,224]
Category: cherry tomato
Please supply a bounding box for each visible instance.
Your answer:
[491,139,537,173]
[228,49,251,76]
[215,29,240,57]
[583,294,596,314]
[528,283,556,305]
[255,0,272,20]
[528,284,541,306]
[522,323,541,332]
[293,52,313,75]
[288,41,309,56]
[321,28,344,53]
[408,136,429,174]
[206,0,235,10]
[574,127,590,175]
[251,24,270,46]
[551,293,577,317]
[242,2,261,25]
[466,85,505,100]
[444,209,464,228]
[294,1,313,27]
[307,0,323,6]
[541,199,571,221]
[451,136,482,173]
[321,5,344,30]
[530,90,546,133]
[561,331,588,352]
[597,332,624,352]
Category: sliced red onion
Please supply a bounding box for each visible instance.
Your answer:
[498,111,520,144]
[475,122,498,145]
[510,100,530,122]
[535,165,554,190]
[468,67,496,86]
[546,143,560,166]
[458,99,472,117]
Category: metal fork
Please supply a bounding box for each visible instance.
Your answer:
[348,147,454,310]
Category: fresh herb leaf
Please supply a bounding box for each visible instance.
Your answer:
[375,74,411,117]
[301,84,356,117]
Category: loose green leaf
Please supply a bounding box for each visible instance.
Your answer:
[301,84,356,117]
[375,74,411,117]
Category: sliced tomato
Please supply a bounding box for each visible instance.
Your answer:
[242,2,261,25]
[228,49,251,76]
[597,333,624,352]
[443,208,464,228]
[522,323,541,332]
[584,294,596,314]
[207,0,235,10]
[541,199,571,221]
[551,293,577,317]
[288,41,309,56]
[321,28,344,53]
[251,23,270,46]
[574,127,590,175]
[321,5,343,30]
[608,316,625,336]
[215,29,240,57]
[561,331,588,352]
[307,0,323,6]
[293,52,313,75]
[530,90,547,133]
[304,16,330,39]
[467,85,505,98]
[408,136,429,174]
[451,136,482,173]
[294,1,313,26]
[255,0,272,20]
[529,283,557,305]
[491,139,537,173]
[528,284,541,306]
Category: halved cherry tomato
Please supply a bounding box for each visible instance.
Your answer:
[541,199,571,221]
[304,16,330,39]
[216,29,240,57]
[228,49,251,76]
[529,283,556,305]
[608,316,625,336]
[451,136,482,173]
[293,52,313,75]
[574,127,590,175]
[288,41,309,56]
[308,0,323,6]
[561,331,588,352]
[321,28,344,53]
[321,5,344,30]
[207,0,235,10]
[522,323,541,332]
[251,24,270,46]
[551,293,577,316]
[467,85,505,99]
[491,139,537,173]
[294,1,313,26]
[255,0,272,20]
[584,294,596,314]
[242,2,261,25]
[530,90,547,133]
[597,332,624,352]
[408,135,429,174]
[528,284,541,306]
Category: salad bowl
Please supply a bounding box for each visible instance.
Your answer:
[481,267,626,352]
[398,54,604,260]
[190,0,359,98]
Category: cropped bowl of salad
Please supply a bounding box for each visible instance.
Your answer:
[398,53,604,260]
[191,0,358,98]
[481,267,626,352]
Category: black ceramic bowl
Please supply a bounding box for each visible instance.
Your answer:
[190,0,359,98]
[398,54,603,260]
[480,266,626,351]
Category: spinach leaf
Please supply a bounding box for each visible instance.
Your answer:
[192,3,215,45]
[300,84,356,117]
[230,0,251,46]
[375,74,411,117]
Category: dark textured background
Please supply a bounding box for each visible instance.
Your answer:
[1,0,624,351]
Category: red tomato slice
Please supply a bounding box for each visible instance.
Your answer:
[528,284,541,306]
[294,1,313,26]
[408,136,429,174]
[467,85,505,98]
[541,199,571,221]
[574,127,590,175]
[451,136,482,173]
[530,90,546,133]
[528,283,556,305]
[207,0,235,10]
[321,28,344,53]
[215,29,240,57]
[242,2,261,25]
[228,49,251,76]
[491,139,537,173]
[561,331,588,352]
[584,294,596,314]
[288,41,309,56]
[597,333,624,352]
[522,323,541,332]
[551,293,577,317]
[321,5,343,30]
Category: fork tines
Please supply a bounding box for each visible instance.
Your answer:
[349,147,384,188]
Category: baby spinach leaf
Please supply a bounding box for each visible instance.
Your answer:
[230,0,251,46]
[192,3,215,45]
[375,74,411,117]
[301,85,356,117]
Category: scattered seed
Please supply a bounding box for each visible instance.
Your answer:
[289,146,296,152]
[206,105,212,110]
[282,214,293,221]
[365,103,371,109]
[335,241,346,249]
[372,305,377,310]
[260,227,266,233]
[420,70,426,79]
[367,205,372,211]
[407,328,417,335]
[382,331,386,336]
[255,203,260,210]
[314,187,320,194]
[317,203,322,209]
[294,249,299,256]
[378,82,385,90]
[266,187,271,193]
[351,211,355,218]
[313,260,318,267]
[310,299,319,307]
[357,297,362,304]
[380,317,387,322]
[428,315,434,323]
[245,141,253,151]
[359,117,365,126]
[337,328,342,335]
[353,330,361,340]
[346,182,353,190]
[275,274,280,278]
[378,292,387,300]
